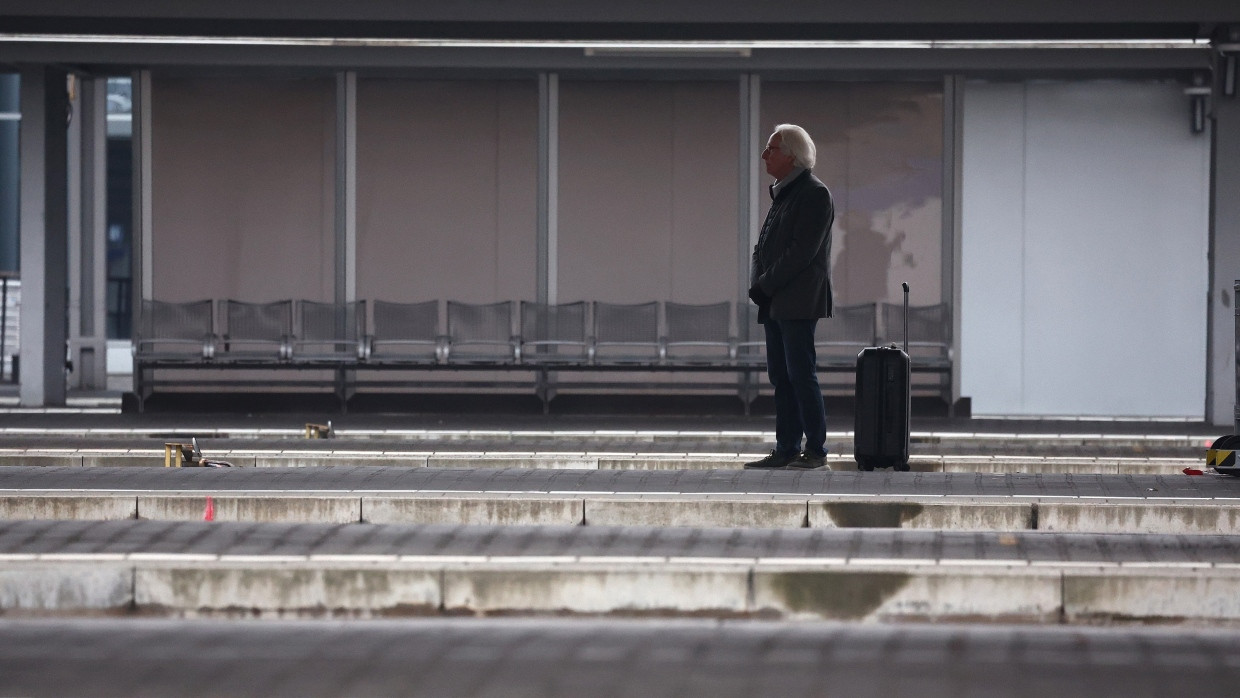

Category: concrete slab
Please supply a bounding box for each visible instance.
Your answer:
[5,559,1240,622]
[584,497,808,528]
[254,455,423,468]
[80,455,165,468]
[4,465,1239,501]
[751,567,1062,622]
[134,565,441,618]
[0,495,136,520]
[1039,502,1240,534]
[809,500,1034,530]
[0,456,82,467]
[0,565,132,613]
[597,457,750,471]
[7,520,1238,568]
[1064,569,1240,622]
[0,450,1208,475]
[427,456,596,469]
[442,564,751,616]
[1,520,1240,622]
[138,495,361,524]
[363,495,584,526]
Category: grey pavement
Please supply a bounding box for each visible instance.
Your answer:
[4,520,1240,623]
[1,409,1238,648]
[3,519,1239,565]
[6,466,1240,534]
[0,406,1220,458]
[0,409,1218,474]
[2,465,1236,498]
[0,401,1219,433]
[1,618,1238,698]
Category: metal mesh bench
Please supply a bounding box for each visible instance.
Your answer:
[592,301,661,364]
[518,301,589,365]
[815,302,878,369]
[734,304,766,368]
[664,301,733,365]
[880,301,951,368]
[134,299,216,362]
[130,296,955,414]
[881,300,953,407]
[445,300,518,364]
[369,300,443,364]
[132,299,217,410]
[218,300,293,361]
[293,300,366,362]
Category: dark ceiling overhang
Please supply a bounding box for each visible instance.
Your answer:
[0,0,1237,42]
[0,1,1233,78]
[0,19,1219,43]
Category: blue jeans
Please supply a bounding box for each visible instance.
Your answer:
[764,318,827,457]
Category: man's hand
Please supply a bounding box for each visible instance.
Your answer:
[748,284,770,307]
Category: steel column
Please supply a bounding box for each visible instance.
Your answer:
[18,66,69,406]
[537,73,559,306]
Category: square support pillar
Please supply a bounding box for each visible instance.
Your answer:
[68,76,109,391]
[1209,58,1240,426]
[18,66,69,406]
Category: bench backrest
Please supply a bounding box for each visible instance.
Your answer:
[520,301,588,360]
[372,300,439,341]
[447,300,515,361]
[880,301,951,361]
[664,301,732,360]
[816,302,878,357]
[138,299,214,342]
[593,301,660,361]
[223,300,292,341]
[299,300,365,342]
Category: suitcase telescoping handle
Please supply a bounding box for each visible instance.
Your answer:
[901,282,909,354]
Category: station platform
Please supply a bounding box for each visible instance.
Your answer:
[0,406,1237,695]
[2,618,1237,698]
[2,518,1240,623]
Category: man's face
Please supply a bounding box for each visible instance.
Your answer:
[762,133,795,180]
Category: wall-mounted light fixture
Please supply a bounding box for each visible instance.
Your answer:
[1220,43,1238,98]
[1185,73,1211,134]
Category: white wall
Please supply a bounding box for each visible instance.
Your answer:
[961,81,1210,417]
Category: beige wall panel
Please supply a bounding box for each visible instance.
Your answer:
[356,80,537,304]
[559,81,737,304]
[494,83,540,301]
[762,83,943,308]
[151,77,335,302]
[559,81,672,303]
[670,84,740,303]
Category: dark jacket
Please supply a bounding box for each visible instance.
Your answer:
[750,169,835,322]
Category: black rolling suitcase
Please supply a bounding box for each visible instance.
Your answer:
[854,282,911,472]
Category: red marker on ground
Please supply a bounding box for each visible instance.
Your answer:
[204,496,215,521]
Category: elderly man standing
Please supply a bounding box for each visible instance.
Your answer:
[744,124,834,471]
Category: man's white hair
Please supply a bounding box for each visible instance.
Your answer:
[774,123,816,170]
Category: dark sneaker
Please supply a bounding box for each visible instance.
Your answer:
[743,450,799,470]
[786,451,827,470]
